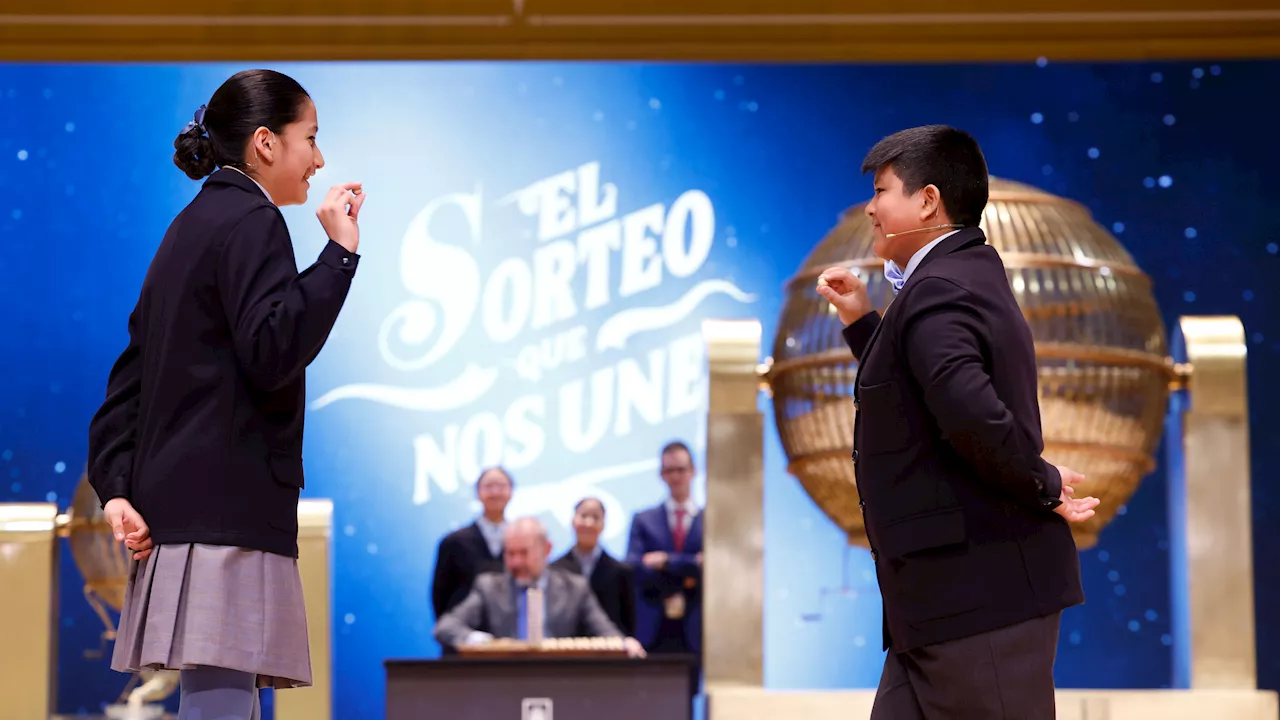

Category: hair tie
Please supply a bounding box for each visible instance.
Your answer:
[182,104,208,136]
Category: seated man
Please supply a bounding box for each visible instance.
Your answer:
[434,516,646,658]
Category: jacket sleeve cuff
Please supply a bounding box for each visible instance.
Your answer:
[93,472,131,508]
[318,240,360,273]
[1037,462,1064,510]
[841,311,881,360]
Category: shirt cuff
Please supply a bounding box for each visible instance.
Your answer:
[465,631,494,646]
[318,240,360,273]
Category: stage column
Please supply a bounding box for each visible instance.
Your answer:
[1170,316,1257,689]
[702,319,765,690]
[276,499,334,720]
[0,502,60,719]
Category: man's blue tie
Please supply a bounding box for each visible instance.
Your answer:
[516,587,528,640]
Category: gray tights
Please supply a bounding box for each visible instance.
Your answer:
[177,667,261,720]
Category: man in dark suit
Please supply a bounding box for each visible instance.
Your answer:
[626,441,703,668]
[815,125,1100,719]
[430,467,513,630]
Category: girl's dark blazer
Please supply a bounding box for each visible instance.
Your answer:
[87,168,359,558]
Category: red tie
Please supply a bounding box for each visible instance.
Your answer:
[673,508,687,553]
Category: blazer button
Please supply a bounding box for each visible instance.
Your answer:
[859,499,866,509]
[851,450,859,463]
[870,549,879,562]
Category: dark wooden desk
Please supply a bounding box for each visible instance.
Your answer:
[384,655,698,720]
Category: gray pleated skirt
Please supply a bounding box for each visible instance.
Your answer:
[111,543,312,689]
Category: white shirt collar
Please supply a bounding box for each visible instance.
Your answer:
[901,229,960,285]
[573,544,603,562]
[475,516,506,557]
[665,497,698,516]
[224,165,274,204]
[476,516,506,534]
[513,572,550,591]
[573,544,603,576]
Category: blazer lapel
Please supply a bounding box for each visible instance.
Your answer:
[654,506,676,551]
[545,571,571,638]
[559,552,583,574]
[855,317,891,388]
[591,553,610,588]
[464,523,495,560]
[686,511,704,553]
[491,576,517,638]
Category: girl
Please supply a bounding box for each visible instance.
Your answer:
[87,68,365,720]
[551,497,637,637]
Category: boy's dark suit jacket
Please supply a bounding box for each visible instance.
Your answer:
[551,548,637,637]
[87,168,358,558]
[842,227,1083,654]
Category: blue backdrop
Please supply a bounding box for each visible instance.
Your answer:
[1,60,1277,719]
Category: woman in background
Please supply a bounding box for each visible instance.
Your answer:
[87,68,366,720]
[552,497,637,636]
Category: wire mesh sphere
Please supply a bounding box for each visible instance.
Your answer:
[767,177,1172,550]
[67,471,132,613]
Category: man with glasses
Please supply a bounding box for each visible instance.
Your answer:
[625,441,703,679]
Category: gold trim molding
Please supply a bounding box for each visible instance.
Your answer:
[2,1,1279,61]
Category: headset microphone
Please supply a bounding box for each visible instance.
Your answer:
[883,224,964,239]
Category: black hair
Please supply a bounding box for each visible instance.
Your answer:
[860,125,989,227]
[475,466,514,494]
[574,496,606,516]
[660,440,695,471]
[173,69,312,180]
[661,440,692,458]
